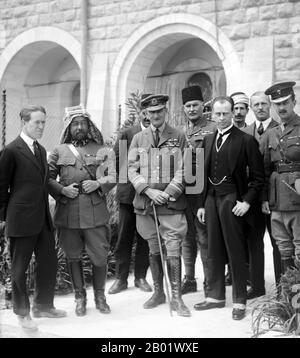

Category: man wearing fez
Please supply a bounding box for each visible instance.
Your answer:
[181,85,216,296]
[0,105,66,332]
[108,94,152,294]
[262,82,300,272]
[243,92,281,299]
[230,92,249,129]
[48,105,114,317]
[128,94,191,317]
[195,96,264,320]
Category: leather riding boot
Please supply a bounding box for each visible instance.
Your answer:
[143,254,166,309]
[281,258,295,274]
[68,260,87,316]
[167,257,191,317]
[92,265,111,314]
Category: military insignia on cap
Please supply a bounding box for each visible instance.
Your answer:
[151,98,158,106]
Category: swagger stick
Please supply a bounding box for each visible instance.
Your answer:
[152,202,173,317]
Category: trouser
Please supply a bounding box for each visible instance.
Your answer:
[57,226,110,266]
[182,202,208,280]
[205,193,247,305]
[271,210,300,261]
[136,213,187,257]
[114,203,149,280]
[9,222,57,316]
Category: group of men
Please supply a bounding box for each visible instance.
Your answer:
[0,80,299,332]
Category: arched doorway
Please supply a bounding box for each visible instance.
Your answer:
[111,14,242,130]
[0,27,81,151]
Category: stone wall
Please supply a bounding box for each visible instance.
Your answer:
[0,0,299,83]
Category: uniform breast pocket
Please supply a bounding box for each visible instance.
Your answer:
[285,136,300,162]
[56,156,76,180]
[84,155,97,167]
[268,141,282,162]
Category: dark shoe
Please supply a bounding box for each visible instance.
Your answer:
[18,314,38,331]
[108,279,128,294]
[143,291,166,309]
[94,290,111,314]
[143,254,165,309]
[194,301,225,311]
[134,278,152,292]
[232,308,246,320]
[167,257,191,317]
[181,276,197,295]
[247,288,266,300]
[32,307,67,318]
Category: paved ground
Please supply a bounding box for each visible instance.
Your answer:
[0,234,296,339]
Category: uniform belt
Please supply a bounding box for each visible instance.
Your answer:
[275,162,300,173]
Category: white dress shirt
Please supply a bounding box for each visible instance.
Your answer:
[216,124,233,152]
[20,131,35,154]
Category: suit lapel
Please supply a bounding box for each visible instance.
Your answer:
[227,127,243,174]
[204,131,217,171]
[16,136,44,177]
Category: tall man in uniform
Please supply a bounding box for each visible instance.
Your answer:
[194,96,264,320]
[181,86,216,295]
[0,105,66,332]
[128,94,191,317]
[243,92,281,298]
[48,105,114,317]
[108,94,152,294]
[262,82,300,272]
[230,92,249,129]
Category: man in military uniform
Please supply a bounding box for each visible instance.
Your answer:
[243,92,281,299]
[108,94,152,294]
[181,85,216,295]
[128,94,191,317]
[48,105,114,317]
[262,82,300,272]
[230,92,249,129]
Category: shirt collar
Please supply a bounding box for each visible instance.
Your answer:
[217,123,233,135]
[140,122,147,131]
[150,122,166,134]
[20,131,35,147]
[255,117,271,130]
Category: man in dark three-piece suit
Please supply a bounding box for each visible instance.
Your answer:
[194,96,264,320]
[242,91,281,299]
[0,105,66,332]
[108,95,152,295]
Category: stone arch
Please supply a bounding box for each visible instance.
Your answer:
[110,13,242,128]
[0,27,81,149]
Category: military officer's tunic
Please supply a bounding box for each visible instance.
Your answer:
[262,114,300,260]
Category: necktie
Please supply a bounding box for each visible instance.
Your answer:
[257,122,264,136]
[33,141,43,169]
[154,128,160,147]
[216,127,231,150]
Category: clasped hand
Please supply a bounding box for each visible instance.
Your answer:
[62,180,99,198]
[145,188,170,205]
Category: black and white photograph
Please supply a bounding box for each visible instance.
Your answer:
[0,0,300,342]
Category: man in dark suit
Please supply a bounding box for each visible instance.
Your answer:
[194,96,264,320]
[242,91,281,298]
[0,105,66,331]
[108,96,152,294]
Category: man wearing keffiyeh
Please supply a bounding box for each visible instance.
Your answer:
[48,105,115,317]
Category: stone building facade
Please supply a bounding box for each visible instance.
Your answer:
[0,0,299,150]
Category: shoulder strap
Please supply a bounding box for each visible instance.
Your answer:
[67,144,96,180]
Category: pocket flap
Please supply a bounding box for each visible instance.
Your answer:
[57,156,76,166]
